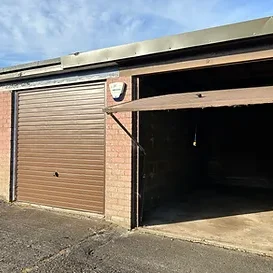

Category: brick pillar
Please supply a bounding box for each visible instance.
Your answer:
[105,77,133,228]
[0,91,11,201]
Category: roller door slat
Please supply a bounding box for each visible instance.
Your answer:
[18,179,103,191]
[18,118,104,127]
[18,113,104,123]
[18,124,105,131]
[17,192,104,207]
[17,153,104,161]
[17,196,103,213]
[18,99,104,109]
[20,84,105,99]
[19,93,104,105]
[18,135,104,142]
[19,108,103,118]
[17,188,104,202]
[17,159,104,170]
[17,176,104,187]
[17,167,104,177]
[18,129,104,136]
[17,104,104,115]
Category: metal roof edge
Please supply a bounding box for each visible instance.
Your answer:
[0,57,61,74]
[0,16,272,81]
[62,16,273,69]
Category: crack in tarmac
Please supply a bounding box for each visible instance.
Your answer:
[20,229,110,273]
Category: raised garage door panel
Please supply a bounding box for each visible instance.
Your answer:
[104,86,273,113]
[16,82,106,214]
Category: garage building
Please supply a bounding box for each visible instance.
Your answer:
[1,16,273,255]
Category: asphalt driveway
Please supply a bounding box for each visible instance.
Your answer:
[0,201,273,273]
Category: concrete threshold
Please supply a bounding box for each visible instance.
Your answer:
[138,211,273,258]
[138,226,273,258]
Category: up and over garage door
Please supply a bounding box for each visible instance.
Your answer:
[16,82,105,214]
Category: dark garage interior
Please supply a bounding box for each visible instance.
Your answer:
[138,61,273,227]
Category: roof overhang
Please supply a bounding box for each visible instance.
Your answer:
[0,16,273,82]
[62,17,273,69]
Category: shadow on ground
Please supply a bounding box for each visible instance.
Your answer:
[143,184,273,225]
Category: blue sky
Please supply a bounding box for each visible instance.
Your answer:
[0,0,273,67]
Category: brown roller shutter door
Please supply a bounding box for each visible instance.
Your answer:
[16,82,106,214]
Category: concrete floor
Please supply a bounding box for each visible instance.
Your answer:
[143,185,273,256]
[1,200,273,273]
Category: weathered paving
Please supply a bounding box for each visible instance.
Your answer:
[0,201,272,273]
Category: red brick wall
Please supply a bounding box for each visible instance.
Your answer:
[105,77,133,228]
[0,91,11,201]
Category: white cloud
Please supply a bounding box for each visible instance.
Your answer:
[0,0,272,67]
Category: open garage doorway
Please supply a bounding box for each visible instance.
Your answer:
[137,61,273,255]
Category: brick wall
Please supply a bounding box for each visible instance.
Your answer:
[105,77,133,228]
[0,91,11,201]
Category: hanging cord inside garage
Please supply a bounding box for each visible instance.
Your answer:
[108,113,147,225]
[193,109,202,147]
[193,124,197,147]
